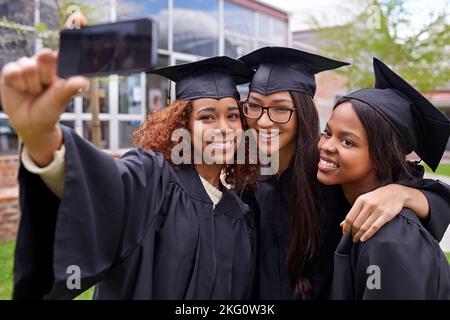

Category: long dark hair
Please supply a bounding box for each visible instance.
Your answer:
[335,98,422,187]
[286,91,323,298]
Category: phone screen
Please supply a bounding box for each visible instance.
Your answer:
[58,18,157,78]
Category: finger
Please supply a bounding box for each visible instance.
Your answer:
[65,12,88,29]
[360,215,390,242]
[44,76,88,110]
[342,199,363,235]
[351,204,372,237]
[353,213,378,243]
[17,57,42,94]
[1,62,27,91]
[37,49,57,86]
[35,76,88,115]
[360,209,398,242]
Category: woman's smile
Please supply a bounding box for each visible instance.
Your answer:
[318,154,340,172]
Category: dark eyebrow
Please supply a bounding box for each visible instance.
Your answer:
[340,131,361,142]
[197,106,216,113]
[227,106,239,111]
[248,95,263,103]
[325,124,360,142]
[248,95,293,105]
[271,99,294,105]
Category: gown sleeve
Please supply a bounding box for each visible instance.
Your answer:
[331,209,450,300]
[416,179,450,241]
[13,125,172,299]
[21,143,65,198]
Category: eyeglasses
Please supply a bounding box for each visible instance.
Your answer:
[240,101,297,124]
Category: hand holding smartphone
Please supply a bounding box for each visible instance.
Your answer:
[57,18,158,78]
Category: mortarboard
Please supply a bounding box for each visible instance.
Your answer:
[150,56,255,100]
[238,46,349,97]
[342,58,450,171]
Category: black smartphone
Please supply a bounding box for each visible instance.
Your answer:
[57,18,158,78]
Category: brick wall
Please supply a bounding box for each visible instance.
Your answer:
[0,155,19,188]
[0,187,18,241]
[0,155,19,241]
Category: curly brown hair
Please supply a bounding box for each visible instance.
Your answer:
[133,99,258,191]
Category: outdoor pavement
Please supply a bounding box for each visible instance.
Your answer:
[424,172,450,185]
[440,226,450,252]
[423,172,450,252]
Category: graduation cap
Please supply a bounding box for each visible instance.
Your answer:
[238,46,350,97]
[342,58,450,171]
[150,56,255,101]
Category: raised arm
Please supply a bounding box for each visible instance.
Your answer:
[2,50,172,299]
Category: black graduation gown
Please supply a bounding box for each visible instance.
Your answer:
[331,209,450,299]
[242,167,450,300]
[13,125,256,300]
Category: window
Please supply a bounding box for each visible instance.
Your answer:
[225,33,254,58]
[118,120,141,148]
[173,0,218,56]
[117,0,168,49]
[147,54,169,113]
[258,13,270,38]
[0,120,18,155]
[224,1,255,58]
[83,78,110,113]
[256,14,288,47]
[83,120,110,149]
[224,1,254,36]
[119,74,142,114]
[272,18,287,44]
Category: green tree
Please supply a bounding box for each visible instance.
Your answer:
[308,0,450,92]
[37,0,96,48]
[0,1,95,49]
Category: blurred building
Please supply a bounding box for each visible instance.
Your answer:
[0,0,290,156]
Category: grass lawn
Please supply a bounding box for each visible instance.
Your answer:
[0,240,15,300]
[0,240,93,300]
[425,163,450,177]
[1,240,450,300]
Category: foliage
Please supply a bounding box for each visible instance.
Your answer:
[308,0,450,92]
